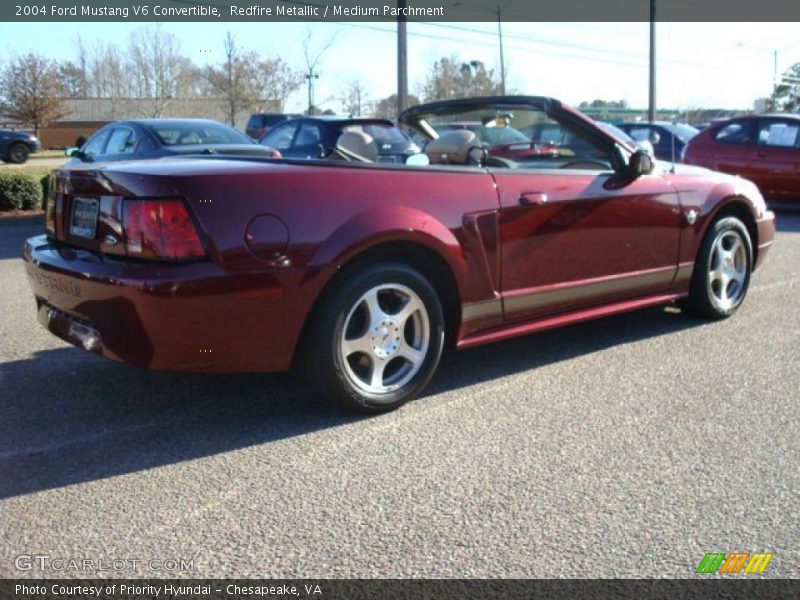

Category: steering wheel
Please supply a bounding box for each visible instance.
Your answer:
[559,160,609,170]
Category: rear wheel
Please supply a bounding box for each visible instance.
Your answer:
[8,143,29,164]
[681,216,752,319]
[305,262,445,413]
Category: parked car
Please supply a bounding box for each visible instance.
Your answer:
[259,116,420,163]
[683,114,800,201]
[617,121,699,161]
[597,121,654,157]
[65,119,280,165]
[245,113,300,140]
[25,95,775,413]
[0,129,41,164]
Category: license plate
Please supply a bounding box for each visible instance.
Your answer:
[70,197,99,239]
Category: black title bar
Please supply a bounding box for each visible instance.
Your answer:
[3,0,800,22]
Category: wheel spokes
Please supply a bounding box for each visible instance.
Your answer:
[363,288,389,327]
[397,344,424,365]
[369,357,388,388]
[342,334,373,358]
[393,295,423,327]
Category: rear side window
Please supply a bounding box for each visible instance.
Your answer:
[106,127,135,155]
[757,120,800,148]
[714,121,756,145]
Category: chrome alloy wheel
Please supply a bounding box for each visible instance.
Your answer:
[708,229,747,311]
[339,284,430,395]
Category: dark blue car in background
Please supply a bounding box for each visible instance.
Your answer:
[0,129,41,164]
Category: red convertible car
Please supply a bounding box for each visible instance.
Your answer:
[24,97,776,412]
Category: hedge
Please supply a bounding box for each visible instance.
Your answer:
[0,173,47,211]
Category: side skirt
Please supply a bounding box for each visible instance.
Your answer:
[456,292,687,350]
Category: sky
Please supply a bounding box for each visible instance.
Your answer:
[0,20,798,113]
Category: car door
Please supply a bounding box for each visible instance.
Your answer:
[706,119,759,181]
[492,114,682,323]
[754,118,800,198]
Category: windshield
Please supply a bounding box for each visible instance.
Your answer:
[150,122,252,146]
[407,104,614,166]
[344,123,410,144]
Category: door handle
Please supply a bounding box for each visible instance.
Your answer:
[756,151,768,158]
[519,192,548,206]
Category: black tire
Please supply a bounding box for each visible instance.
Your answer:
[681,215,752,320]
[304,262,445,413]
[8,143,30,164]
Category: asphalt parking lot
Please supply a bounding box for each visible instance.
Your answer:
[0,210,798,578]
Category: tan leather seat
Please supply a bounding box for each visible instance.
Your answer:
[335,130,379,162]
[425,130,485,165]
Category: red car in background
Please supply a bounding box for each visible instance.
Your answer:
[24,96,775,413]
[683,114,800,201]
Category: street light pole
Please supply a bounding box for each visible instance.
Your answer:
[648,0,656,122]
[306,72,319,115]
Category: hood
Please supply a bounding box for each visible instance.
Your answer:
[656,160,714,175]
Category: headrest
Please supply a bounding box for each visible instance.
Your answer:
[336,130,378,162]
[424,130,484,165]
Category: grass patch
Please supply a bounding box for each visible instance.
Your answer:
[0,163,56,183]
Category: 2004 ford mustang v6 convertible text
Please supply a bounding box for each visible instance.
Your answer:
[24,97,775,412]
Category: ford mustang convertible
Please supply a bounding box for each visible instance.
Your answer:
[24,97,776,412]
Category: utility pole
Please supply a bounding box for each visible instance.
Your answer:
[455,1,511,95]
[397,0,408,117]
[496,5,506,95]
[648,0,656,122]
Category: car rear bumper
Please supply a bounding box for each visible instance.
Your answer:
[755,211,776,270]
[23,235,324,373]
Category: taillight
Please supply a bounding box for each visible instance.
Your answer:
[122,199,207,260]
[44,173,56,237]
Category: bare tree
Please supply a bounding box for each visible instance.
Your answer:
[301,28,337,115]
[340,80,368,117]
[0,53,67,135]
[205,32,302,126]
[127,24,189,117]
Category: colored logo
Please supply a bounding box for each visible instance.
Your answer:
[696,552,773,574]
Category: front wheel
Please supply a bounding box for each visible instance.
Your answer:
[681,216,752,319]
[305,262,445,413]
[8,143,30,164]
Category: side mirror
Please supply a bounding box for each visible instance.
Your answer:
[65,147,80,157]
[405,153,430,166]
[628,150,654,177]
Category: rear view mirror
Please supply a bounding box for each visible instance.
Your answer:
[628,150,654,177]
